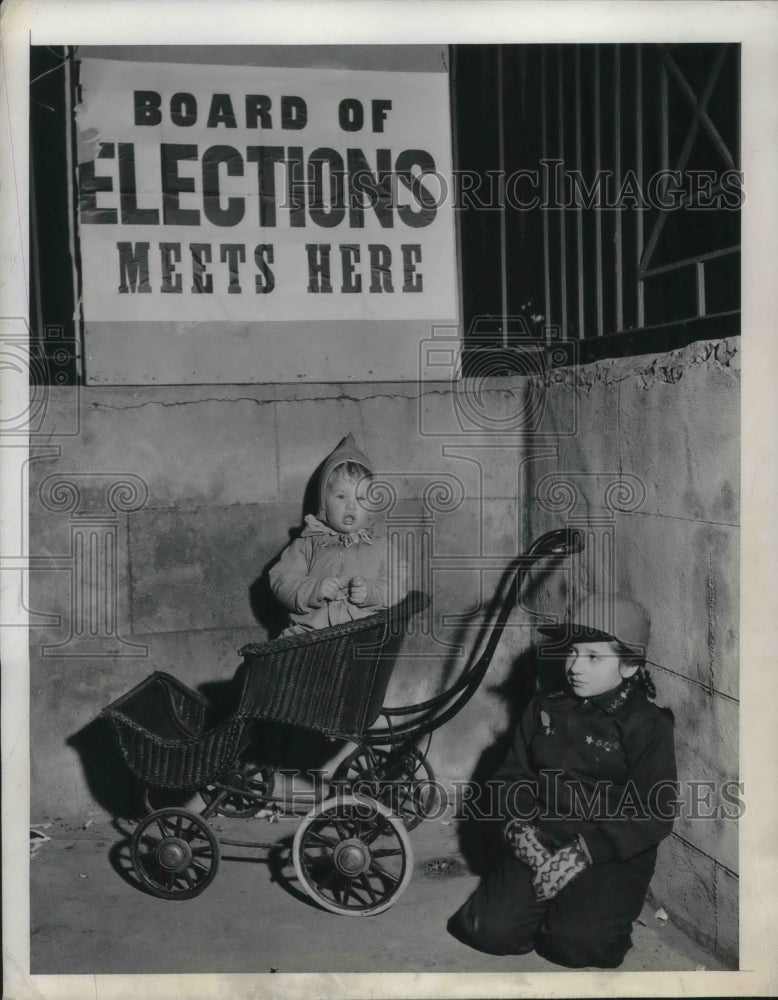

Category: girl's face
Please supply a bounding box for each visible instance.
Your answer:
[565,640,637,698]
[324,470,371,533]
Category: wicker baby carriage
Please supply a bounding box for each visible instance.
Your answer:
[102,529,583,915]
[103,591,430,913]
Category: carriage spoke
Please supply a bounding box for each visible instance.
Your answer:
[368,859,401,885]
[349,753,369,776]
[358,874,380,903]
[154,817,170,839]
[343,880,370,906]
[179,869,196,888]
[323,871,344,905]
[138,830,159,850]
[332,818,354,841]
[370,845,404,859]
[350,817,367,841]
[361,817,390,846]
[305,828,338,849]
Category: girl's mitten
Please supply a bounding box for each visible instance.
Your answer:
[531,837,590,902]
[505,820,551,871]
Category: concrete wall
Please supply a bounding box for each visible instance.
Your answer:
[522,338,740,965]
[28,335,739,963]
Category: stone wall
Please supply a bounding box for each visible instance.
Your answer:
[28,336,739,963]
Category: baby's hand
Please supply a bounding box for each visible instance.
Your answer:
[317,577,343,603]
[348,576,369,607]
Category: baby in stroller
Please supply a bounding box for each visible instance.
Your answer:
[270,433,409,635]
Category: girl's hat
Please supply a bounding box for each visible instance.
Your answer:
[538,592,650,657]
[317,433,373,514]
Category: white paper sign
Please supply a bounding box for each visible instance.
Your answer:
[75,56,458,382]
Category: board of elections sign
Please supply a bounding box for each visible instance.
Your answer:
[75,53,458,383]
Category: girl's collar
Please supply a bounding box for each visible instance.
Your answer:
[594,678,637,713]
[550,678,638,713]
[302,513,374,547]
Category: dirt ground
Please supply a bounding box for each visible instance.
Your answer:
[28,806,728,977]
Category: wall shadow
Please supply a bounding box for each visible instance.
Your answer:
[359,544,571,878]
[435,556,568,692]
[197,674,337,781]
[66,718,146,820]
[248,533,297,640]
[248,458,324,637]
[454,642,567,877]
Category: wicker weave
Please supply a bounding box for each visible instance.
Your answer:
[102,672,247,789]
[239,618,388,737]
[237,592,427,738]
[102,592,428,788]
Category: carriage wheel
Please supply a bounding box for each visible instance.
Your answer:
[331,746,439,831]
[292,794,413,916]
[200,761,277,817]
[130,807,220,900]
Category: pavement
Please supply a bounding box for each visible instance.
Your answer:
[29,798,728,977]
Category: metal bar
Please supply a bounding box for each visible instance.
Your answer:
[695,261,707,317]
[29,139,44,344]
[734,45,741,168]
[497,45,508,347]
[675,179,734,211]
[594,45,603,335]
[638,47,670,275]
[604,308,739,340]
[663,45,734,168]
[575,45,585,338]
[448,46,467,368]
[639,244,739,279]
[663,47,731,172]
[264,793,316,807]
[641,44,730,273]
[557,46,567,338]
[613,45,623,333]
[64,46,84,380]
[635,45,645,327]
[541,47,551,336]
[661,51,669,175]
[218,837,277,849]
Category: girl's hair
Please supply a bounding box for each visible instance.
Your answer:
[327,461,371,485]
[614,641,656,700]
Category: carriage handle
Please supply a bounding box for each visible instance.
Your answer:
[365,528,585,745]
